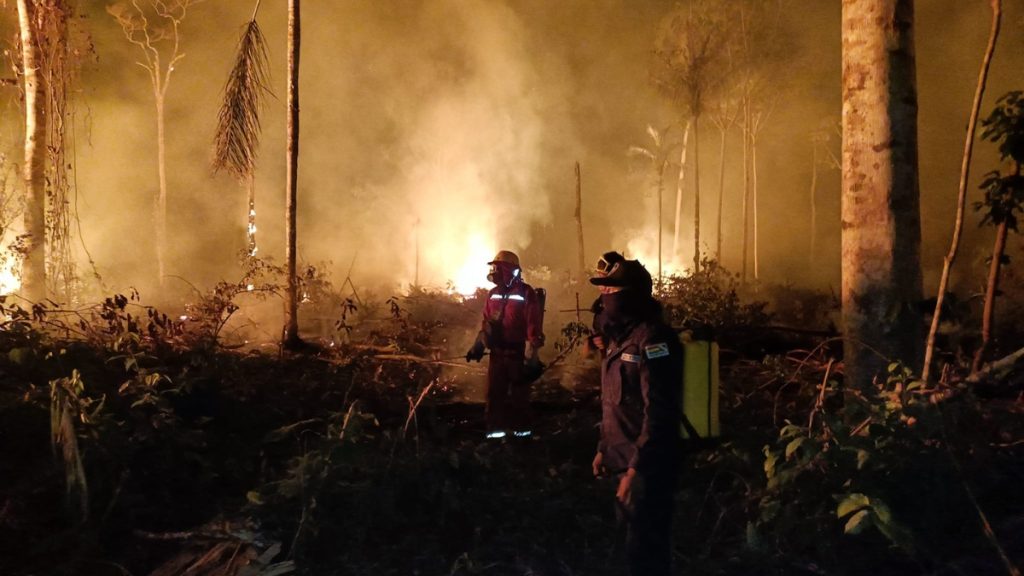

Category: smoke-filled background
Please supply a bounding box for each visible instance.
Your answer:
[1,0,1023,300]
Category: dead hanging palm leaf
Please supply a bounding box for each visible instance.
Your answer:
[50,370,89,521]
[212,12,271,179]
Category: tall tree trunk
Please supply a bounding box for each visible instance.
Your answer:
[923,0,1001,382]
[716,126,727,262]
[672,119,691,265]
[841,0,923,389]
[741,98,750,283]
[155,91,168,286]
[413,217,420,287]
[17,0,47,302]
[692,114,701,272]
[810,142,819,265]
[283,0,301,348]
[972,219,1008,373]
[752,131,760,281]
[574,161,585,273]
[657,159,666,283]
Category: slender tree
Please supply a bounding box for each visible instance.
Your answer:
[282,0,302,349]
[922,0,1001,382]
[212,0,270,259]
[672,120,691,266]
[809,120,841,266]
[841,0,923,388]
[108,0,203,287]
[709,102,739,262]
[971,90,1024,374]
[809,131,820,264]
[17,0,47,302]
[628,124,676,283]
[732,0,788,283]
[574,161,585,274]
[654,2,729,272]
[748,99,776,281]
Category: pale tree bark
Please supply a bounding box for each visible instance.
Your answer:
[841,0,923,388]
[714,121,728,262]
[657,158,666,283]
[283,0,302,348]
[922,0,1001,382]
[973,219,1007,373]
[574,161,585,273]
[108,1,198,287]
[692,115,702,272]
[672,119,691,265]
[810,140,819,264]
[749,105,773,283]
[17,0,47,302]
[752,128,760,281]
[741,97,750,283]
[155,89,167,285]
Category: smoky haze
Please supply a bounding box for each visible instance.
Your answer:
[1,0,1022,304]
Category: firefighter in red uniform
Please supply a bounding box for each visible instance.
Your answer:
[465,250,545,439]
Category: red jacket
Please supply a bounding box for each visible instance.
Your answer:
[481,280,544,350]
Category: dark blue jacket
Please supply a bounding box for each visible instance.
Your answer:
[598,319,683,474]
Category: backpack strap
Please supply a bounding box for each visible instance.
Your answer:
[680,410,702,441]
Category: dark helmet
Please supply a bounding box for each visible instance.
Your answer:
[595,251,625,275]
[589,259,653,294]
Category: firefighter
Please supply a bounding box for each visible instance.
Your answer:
[589,259,681,576]
[586,250,627,355]
[465,250,545,439]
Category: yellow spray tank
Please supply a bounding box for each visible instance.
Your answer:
[680,330,720,439]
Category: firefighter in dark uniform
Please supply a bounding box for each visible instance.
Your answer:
[590,259,681,576]
[466,250,544,439]
[586,251,627,355]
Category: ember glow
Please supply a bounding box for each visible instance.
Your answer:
[415,224,495,296]
[623,230,692,280]
[446,234,496,296]
[0,263,19,296]
[0,232,22,296]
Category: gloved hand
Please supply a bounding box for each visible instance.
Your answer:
[523,356,545,383]
[592,452,606,478]
[466,340,486,362]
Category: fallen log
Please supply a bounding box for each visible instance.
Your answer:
[969,344,1024,383]
[372,353,486,372]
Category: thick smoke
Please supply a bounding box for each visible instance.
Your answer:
[1,0,1022,302]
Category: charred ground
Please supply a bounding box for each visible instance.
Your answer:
[1,264,1022,576]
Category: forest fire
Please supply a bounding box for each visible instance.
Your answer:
[2,1,1024,576]
[431,231,495,297]
[0,263,19,295]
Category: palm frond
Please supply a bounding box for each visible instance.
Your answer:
[627,146,657,161]
[212,18,271,180]
[50,372,89,521]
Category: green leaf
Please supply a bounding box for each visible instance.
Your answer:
[844,509,871,534]
[785,437,807,459]
[246,490,263,505]
[856,449,871,470]
[763,447,779,480]
[745,522,761,550]
[837,493,870,518]
[8,347,32,365]
[779,423,804,440]
[448,451,460,469]
[759,499,781,522]
[871,499,893,525]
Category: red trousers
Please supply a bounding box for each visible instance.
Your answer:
[486,349,530,432]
